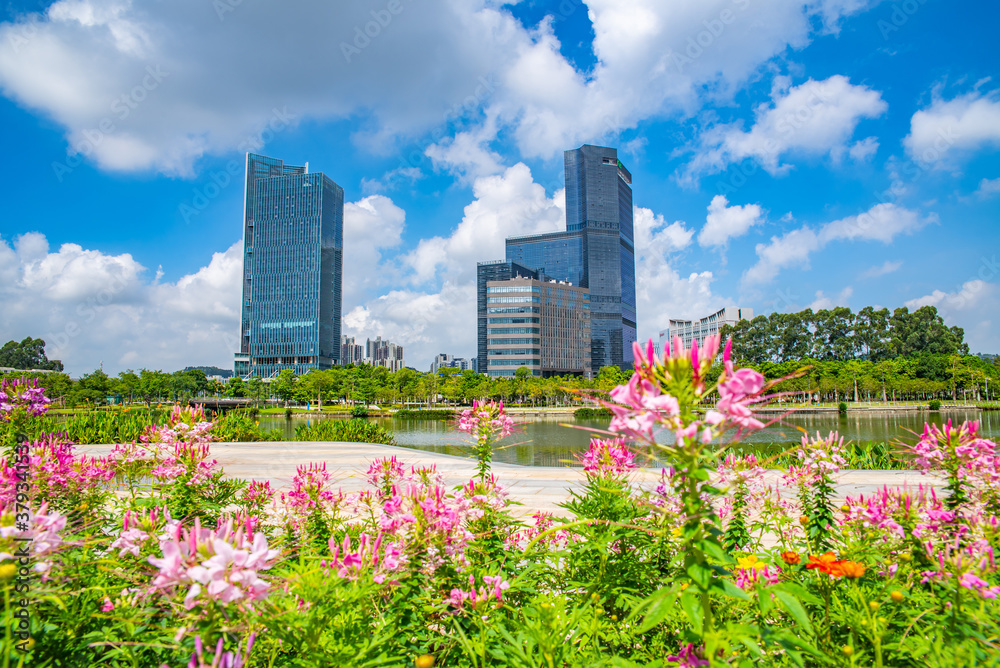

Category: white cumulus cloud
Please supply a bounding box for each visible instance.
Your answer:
[680,75,887,183]
[0,0,883,176]
[905,280,1000,354]
[904,90,1000,168]
[743,203,930,285]
[697,195,764,248]
[0,233,242,375]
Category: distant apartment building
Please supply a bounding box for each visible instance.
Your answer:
[659,307,754,354]
[486,276,591,378]
[341,336,365,366]
[430,353,472,374]
[234,153,344,378]
[366,336,405,371]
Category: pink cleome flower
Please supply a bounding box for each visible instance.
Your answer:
[147,518,279,610]
[578,437,638,478]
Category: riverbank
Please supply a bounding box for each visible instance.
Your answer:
[77,441,946,517]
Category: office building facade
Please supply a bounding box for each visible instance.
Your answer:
[234,153,344,378]
[659,307,754,354]
[486,276,591,378]
[476,260,541,375]
[504,145,636,372]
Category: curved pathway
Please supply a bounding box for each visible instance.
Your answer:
[79,441,947,517]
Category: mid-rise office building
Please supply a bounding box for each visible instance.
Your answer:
[504,145,636,372]
[486,276,591,378]
[234,153,344,378]
[659,307,754,354]
[476,260,542,375]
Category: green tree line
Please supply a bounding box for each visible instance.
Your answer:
[719,305,968,363]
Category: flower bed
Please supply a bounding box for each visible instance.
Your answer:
[1,340,998,666]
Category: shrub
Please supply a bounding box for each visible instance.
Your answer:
[213,410,281,442]
[294,418,395,444]
[572,406,612,419]
[393,408,455,419]
[929,399,942,410]
[838,401,847,416]
[350,404,369,418]
[59,406,169,444]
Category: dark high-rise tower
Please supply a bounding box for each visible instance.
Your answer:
[234,153,343,378]
[504,144,636,371]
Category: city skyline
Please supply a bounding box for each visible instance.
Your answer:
[0,1,998,374]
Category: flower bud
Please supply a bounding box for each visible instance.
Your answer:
[416,654,435,668]
[890,590,904,603]
[869,601,879,611]
[842,646,853,656]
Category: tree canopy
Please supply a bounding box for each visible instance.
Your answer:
[0,337,63,371]
[720,305,968,364]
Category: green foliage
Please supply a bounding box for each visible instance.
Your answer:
[0,336,63,370]
[394,408,456,419]
[294,418,396,444]
[930,399,942,411]
[350,404,370,418]
[838,401,847,415]
[58,407,169,444]
[720,304,968,364]
[212,410,281,442]
[574,406,613,419]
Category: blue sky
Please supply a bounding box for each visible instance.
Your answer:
[0,0,998,374]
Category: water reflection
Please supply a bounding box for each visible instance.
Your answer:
[258,409,1000,468]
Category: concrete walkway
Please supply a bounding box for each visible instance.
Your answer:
[79,442,946,517]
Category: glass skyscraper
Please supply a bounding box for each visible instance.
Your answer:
[504,144,636,371]
[234,153,343,378]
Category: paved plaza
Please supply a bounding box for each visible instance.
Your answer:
[79,441,947,517]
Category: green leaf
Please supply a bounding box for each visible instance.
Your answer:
[720,579,751,601]
[686,562,714,588]
[680,589,704,631]
[774,590,814,636]
[637,587,678,633]
[702,540,733,564]
[779,581,823,606]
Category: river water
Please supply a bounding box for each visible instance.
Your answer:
[258,409,1000,468]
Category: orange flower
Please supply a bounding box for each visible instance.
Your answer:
[806,552,839,575]
[780,551,801,565]
[835,560,866,579]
